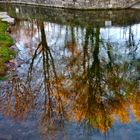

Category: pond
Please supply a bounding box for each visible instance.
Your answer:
[0,3,140,140]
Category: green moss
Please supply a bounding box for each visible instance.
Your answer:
[0,20,15,77]
[0,33,14,46]
[0,21,8,33]
[0,46,15,62]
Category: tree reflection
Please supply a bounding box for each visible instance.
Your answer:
[0,76,34,120]
[0,21,140,138]
[62,25,140,133]
[26,21,65,139]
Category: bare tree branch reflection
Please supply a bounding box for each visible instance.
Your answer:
[0,21,140,139]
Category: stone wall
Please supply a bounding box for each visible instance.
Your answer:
[0,0,139,9]
[0,3,140,27]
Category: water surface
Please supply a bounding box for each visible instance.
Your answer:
[0,4,140,140]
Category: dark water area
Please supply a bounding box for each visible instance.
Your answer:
[0,4,140,140]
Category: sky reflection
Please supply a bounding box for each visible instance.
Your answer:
[0,6,140,140]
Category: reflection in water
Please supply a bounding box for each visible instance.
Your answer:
[0,17,140,139]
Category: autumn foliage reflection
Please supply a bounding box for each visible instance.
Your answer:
[0,76,34,120]
[0,21,140,137]
[62,25,139,133]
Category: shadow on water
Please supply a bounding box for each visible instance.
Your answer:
[0,3,140,27]
[0,4,140,140]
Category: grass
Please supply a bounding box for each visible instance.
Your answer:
[0,21,15,77]
[0,22,8,32]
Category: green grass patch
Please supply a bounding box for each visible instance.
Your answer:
[0,21,8,33]
[0,20,15,77]
[0,33,14,46]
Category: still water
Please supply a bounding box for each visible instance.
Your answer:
[0,4,140,140]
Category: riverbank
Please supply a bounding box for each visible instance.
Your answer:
[0,4,140,28]
[0,14,15,77]
[0,0,139,9]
